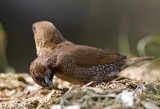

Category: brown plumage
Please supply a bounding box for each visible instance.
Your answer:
[30,21,154,89]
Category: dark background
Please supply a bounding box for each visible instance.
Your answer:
[0,0,160,72]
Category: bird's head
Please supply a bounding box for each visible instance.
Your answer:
[32,21,66,56]
[30,59,55,89]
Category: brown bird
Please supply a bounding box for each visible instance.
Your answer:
[30,21,154,89]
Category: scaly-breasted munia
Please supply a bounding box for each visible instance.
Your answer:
[30,21,154,89]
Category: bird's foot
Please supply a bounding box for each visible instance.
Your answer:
[46,87,69,101]
[42,86,68,92]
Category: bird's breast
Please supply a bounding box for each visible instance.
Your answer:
[56,59,125,85]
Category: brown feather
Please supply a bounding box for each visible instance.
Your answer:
[55,45,127,67]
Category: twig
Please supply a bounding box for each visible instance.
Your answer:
[0,98,19,101]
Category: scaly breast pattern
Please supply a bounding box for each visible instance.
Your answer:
[56,55,125,85]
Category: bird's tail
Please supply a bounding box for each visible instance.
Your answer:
[125,56,155,66]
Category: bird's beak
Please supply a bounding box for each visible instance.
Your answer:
[45,76,54,89]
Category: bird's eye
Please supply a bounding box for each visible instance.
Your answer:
[32,26,36,31]
[35,75,40,80]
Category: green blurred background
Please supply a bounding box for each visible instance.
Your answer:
[0,0,160,73]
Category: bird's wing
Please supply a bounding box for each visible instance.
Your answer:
[67,45,127,67]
